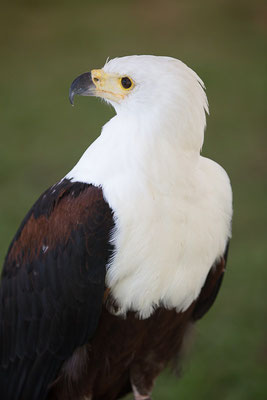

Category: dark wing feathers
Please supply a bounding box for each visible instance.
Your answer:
[192,242,229,321]
[0,179,114,400]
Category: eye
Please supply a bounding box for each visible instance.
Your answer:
[120,76,133,90]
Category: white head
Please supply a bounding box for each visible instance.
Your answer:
[70,55,209,152]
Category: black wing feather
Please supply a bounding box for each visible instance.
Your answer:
[0,179,114,400]
[193,242,230,320]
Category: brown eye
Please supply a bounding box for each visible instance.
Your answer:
[121,77,133,89]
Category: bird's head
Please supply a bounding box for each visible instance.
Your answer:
[69,55,209,151]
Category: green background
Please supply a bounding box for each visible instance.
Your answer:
[0,1,266,399]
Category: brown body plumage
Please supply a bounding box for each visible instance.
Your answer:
[49,253,227,400]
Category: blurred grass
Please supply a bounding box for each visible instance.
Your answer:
[0,1,267,399]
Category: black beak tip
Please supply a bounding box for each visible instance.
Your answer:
[68,72,92,106]
[69,89,75,106]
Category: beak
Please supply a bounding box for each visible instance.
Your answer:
[69,72,94,106]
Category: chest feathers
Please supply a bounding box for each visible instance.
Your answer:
[67,115,232,318]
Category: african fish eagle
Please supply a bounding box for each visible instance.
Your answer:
[0,55,232,400]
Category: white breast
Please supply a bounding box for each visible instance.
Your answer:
[104,159,232,318]
[67,116,232,318]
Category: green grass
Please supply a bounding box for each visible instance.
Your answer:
[1,1,267,399]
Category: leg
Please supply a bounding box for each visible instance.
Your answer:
[130,358,165,400]
[132,383,152,400]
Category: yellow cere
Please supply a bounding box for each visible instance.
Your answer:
[91,69,134,102]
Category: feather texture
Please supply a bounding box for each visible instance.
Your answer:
[0,179,114,400]
[48,247,229,400]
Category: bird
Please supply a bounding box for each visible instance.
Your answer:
[0,55,232,400]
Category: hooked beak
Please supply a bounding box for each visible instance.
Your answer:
[69,69,128,106]
[69,72,94,106]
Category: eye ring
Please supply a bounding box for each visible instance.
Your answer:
[120,76,133,90]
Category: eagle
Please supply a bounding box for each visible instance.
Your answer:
[0,55,232,400]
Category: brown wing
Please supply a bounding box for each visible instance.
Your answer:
[0,178,114,400]
[192,242,230,320]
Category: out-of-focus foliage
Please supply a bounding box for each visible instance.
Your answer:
[0,1,266,399]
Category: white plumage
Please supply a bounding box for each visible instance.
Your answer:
[66,55,232,318]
